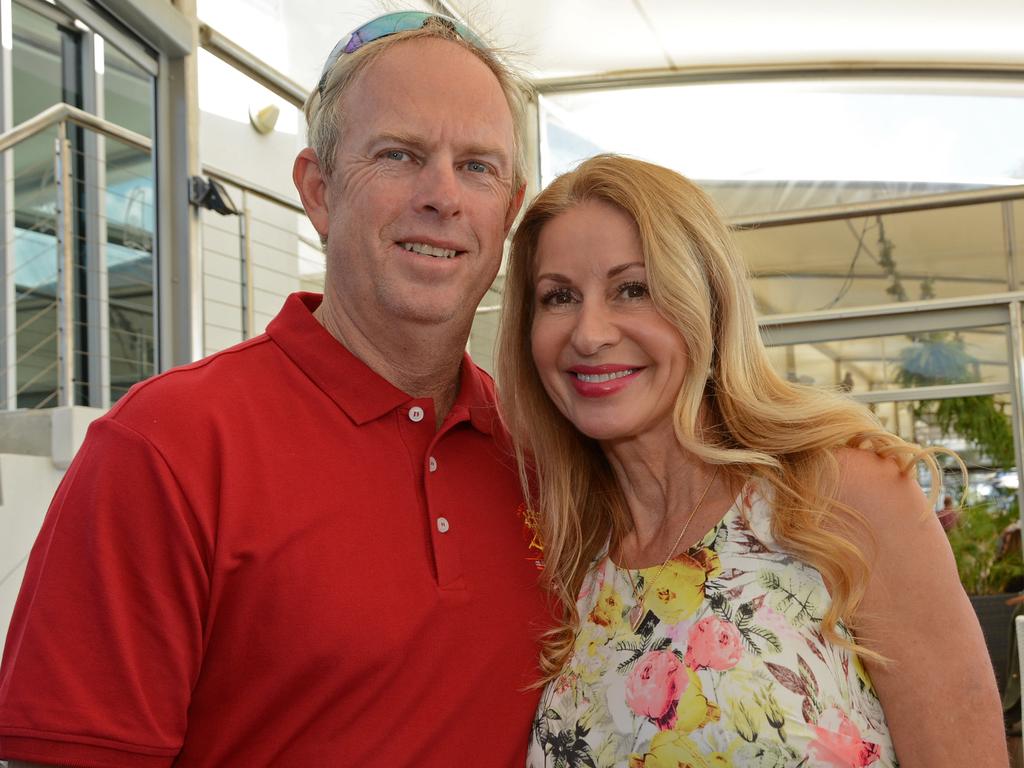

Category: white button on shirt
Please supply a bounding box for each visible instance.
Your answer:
[429,456,437,472]
[408,406,425,423]
[436,517,450,533]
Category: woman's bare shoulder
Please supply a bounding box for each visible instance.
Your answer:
[832,445,931,527]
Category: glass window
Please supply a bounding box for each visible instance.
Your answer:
[740,201,1010,315]
[10,4,70,407]
[103,141,156,401]
[104,40,152,138]
[7,5,157,406]
[11,4,63,123]
[540,78,1024,219]
[763,325,1008,393]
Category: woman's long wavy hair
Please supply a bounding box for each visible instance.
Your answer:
[495,154,951,682]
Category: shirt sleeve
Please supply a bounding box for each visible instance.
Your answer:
[0,417,210,768]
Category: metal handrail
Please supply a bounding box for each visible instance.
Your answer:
[199,24,308,108]
[729,184,1024,230]
[203,164,305,214]
[0,103,151,154]
[535,61,1024,95]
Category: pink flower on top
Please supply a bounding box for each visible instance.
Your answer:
[808,708,881,767]
[624,650,689,730]
[684,615,743,671]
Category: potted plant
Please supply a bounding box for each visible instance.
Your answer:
[946,497,1022,699]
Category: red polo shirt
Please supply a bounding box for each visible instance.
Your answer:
[0,293,549,767]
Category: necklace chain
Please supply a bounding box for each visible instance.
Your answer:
[621,466,720,632]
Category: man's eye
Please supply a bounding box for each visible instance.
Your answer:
[384,149,410,161]
[465,161,489,174]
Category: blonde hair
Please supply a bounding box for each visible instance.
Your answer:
[495,154,951,681]
[302,18,528,192]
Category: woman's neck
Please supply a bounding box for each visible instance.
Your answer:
[604,431,731,567]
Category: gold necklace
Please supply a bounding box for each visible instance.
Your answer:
[621,466,719,633]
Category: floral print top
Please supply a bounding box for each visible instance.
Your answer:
[526,481,895,768]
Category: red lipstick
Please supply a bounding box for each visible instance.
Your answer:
[567,365,641,398]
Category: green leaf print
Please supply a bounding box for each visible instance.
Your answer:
[533,708,561,751]
[615,639,650,673]
[540,720,598,768]
[708,590,734,622]
[757,571,819,625]
[651,636,673,651]
[742,624,783,655]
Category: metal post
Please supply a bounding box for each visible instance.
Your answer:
[1007,302,1024,538]
[82,31,110,408]
[240,189,254,339]
[54,122,75,406]
[0,1,16,409]
[1007,200,1019,293]
[157,0,202,369]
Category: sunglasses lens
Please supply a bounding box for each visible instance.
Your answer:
[320,12,483,95]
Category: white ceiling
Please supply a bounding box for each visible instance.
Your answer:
[199,0,1024,94]
[445,0,1024,80]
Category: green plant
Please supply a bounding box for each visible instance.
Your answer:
[869,218,1022,595]
[947,498,1022,595]
[894,332,1015,467]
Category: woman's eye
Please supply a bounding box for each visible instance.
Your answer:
[540,287,575,306]
[619,281,649,299]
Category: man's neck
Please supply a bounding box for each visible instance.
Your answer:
[313,298,466,427]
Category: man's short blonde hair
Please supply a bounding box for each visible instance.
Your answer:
[303,17,528,192]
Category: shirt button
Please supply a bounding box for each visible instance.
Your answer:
[409,406,424,423]
[436,517,450,533]
[429,456,437,472]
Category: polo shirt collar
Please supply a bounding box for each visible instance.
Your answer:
[266,293,498,435]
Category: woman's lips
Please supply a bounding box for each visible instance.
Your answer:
[567,366,642,398]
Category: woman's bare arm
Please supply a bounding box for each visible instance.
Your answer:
[839,448,1007,767]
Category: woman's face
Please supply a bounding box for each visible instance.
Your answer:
[530,199,690,444]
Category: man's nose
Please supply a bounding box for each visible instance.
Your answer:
[413,160,462,219]
[571,301,620,356]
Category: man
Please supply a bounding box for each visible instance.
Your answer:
[0,13,548,766]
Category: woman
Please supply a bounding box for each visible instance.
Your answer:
[496,155,1005,767]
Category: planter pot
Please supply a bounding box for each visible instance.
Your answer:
[970,592,1020,695]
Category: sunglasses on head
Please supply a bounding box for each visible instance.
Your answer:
[317,11,486,97]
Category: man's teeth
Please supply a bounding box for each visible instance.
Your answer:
[575,369,636,383]
[401,242,457,259]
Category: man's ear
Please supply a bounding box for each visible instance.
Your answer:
[293,147,330,238]
[504,183,527,234]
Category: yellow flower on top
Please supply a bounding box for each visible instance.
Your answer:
[644,548,722,625]
[729,697,761,743]
[589,583,627,630]
[851,650,876,693]
[572,622,615,684]
[673,666,721,733]
[627,730,727,768]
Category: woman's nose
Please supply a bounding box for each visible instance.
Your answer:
[570,301,619,356]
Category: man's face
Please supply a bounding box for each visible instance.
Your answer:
[319,37,520,337]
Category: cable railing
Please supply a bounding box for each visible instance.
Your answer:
[0,103,155,410]
[196,168,323,356]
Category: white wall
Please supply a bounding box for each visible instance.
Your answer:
[0,455,65,652]
[0,407,103,651]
